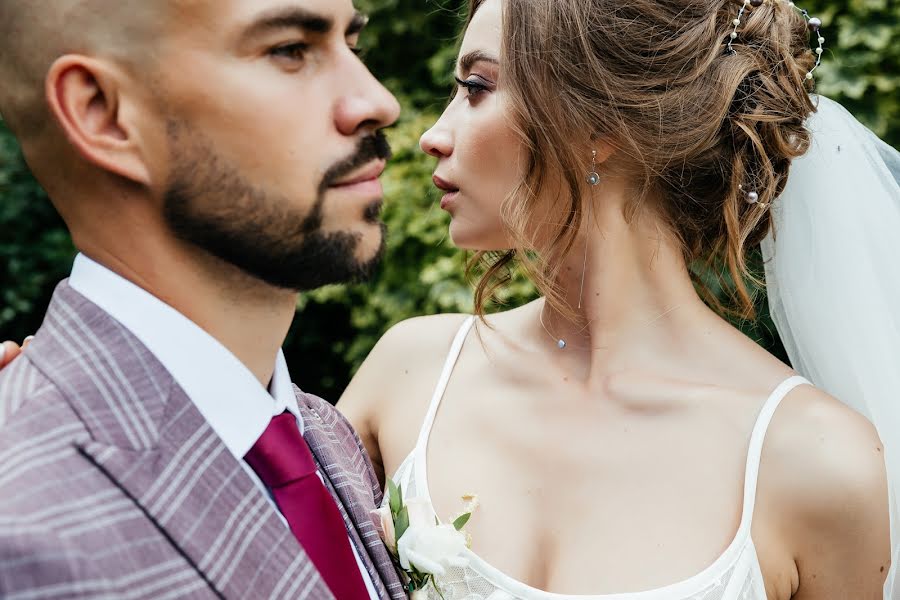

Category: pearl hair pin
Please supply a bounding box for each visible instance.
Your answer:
[739,184,769,209]
[726,0,826,82]
[728,0,826,207]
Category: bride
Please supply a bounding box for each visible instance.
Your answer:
[339,0,897,598]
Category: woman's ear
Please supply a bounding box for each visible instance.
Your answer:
[590,135,617,164]
[596,140,616,164]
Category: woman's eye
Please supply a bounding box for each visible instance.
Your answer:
[455,77,489,99]
[270,43,309,63]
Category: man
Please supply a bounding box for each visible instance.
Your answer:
[0,1,403,598]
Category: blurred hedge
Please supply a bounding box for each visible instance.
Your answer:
[1,0,898,399]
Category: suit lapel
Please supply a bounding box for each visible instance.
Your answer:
[297,391,406,600]
[27,283,333,600]
[78,393,334,600]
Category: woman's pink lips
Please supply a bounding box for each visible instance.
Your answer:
[440,191,459,211]
[433,175,459,211]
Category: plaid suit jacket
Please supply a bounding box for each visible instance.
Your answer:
[0,282,405,600]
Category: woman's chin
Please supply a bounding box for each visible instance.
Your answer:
[448,225,510,253]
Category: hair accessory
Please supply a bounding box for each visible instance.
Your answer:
[726,0,826,82]
[739,184,769,208]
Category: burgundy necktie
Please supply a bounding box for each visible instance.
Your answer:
[245,412,371,600]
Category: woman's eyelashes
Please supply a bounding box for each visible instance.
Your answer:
[455,76,492,100]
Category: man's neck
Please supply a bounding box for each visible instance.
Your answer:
[82,242,297,387]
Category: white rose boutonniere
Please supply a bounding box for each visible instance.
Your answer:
[372,480,477,598]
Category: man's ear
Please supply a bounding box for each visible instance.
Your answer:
[45,55,153,185]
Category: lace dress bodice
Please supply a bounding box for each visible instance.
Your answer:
[385,316,809,600]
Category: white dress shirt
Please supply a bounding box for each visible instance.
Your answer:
[69,254,378,599]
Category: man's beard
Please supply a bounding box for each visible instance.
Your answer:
[162,122,392,292]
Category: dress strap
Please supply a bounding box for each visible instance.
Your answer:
[413,316,477,453]
[739,375,812,527]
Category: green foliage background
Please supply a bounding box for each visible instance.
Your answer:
[1,0,898,399]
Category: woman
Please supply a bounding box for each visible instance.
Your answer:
[338,0,894,597]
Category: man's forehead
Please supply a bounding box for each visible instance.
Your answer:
[172,0,361,30]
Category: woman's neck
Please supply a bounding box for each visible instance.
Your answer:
[538,177,710,370]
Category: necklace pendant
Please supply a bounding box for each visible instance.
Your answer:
[557,339,567,350]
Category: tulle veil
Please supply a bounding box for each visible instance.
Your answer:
[762,94,900,598]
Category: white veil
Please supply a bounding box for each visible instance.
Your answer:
[762,94,900,598]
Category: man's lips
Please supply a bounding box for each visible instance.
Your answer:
[331,160,387,187]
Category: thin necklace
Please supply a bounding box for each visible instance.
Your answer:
[539,302,683,351]
[578,151,598,310]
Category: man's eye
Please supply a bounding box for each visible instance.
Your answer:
[270,43,309,62]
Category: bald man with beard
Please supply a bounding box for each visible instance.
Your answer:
[0,1,405,598]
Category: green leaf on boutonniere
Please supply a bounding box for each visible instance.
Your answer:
[388,479,401,516]
[452,512,471,531]
[433,575,449,600]
[395,505,410,541]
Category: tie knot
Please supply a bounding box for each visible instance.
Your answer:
[245,412,317,487]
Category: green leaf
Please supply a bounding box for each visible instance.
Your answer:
[395,506,410,541]
[432,574,448,600]
[452,512,471,531]
[387,479,401,516]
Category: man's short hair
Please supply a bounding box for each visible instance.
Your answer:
[0,1,161,139]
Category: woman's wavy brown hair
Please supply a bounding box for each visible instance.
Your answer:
[466,0,818,320]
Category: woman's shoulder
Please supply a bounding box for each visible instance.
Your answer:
[372,313,475,371]
[766,383,885,504]
[347,302,545,409]
[761,383,888,567]
[385,312,474,342]
[338,313,474,415]
[337,313,477,477]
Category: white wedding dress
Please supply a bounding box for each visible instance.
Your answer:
[386,316,810,600]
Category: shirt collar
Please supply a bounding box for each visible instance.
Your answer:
[68,253,302,459]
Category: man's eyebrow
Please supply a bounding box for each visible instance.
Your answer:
[458,50,500,74]
[242,7,368,39]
